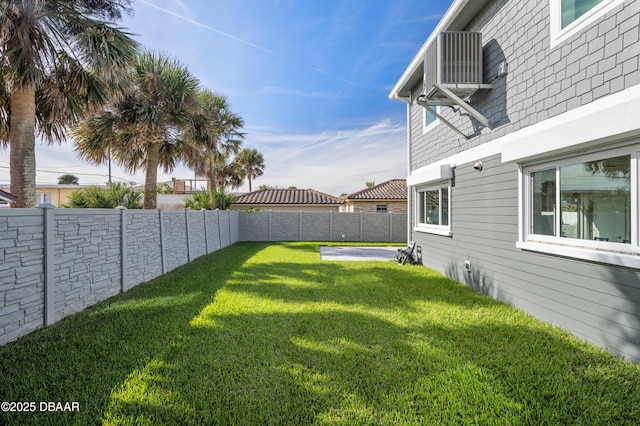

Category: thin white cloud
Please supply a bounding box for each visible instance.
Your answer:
[260,86,344,99]
[244,119,407,195]
[138,0,286,59]
[400,15,445,24]
[136,0,366,88]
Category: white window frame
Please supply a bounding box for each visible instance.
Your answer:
[518,142,640,267]
[549,0,626,48]
[415,180,452,237]
[423,106,440,134]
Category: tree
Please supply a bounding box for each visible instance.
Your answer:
[365,181,375,188]
[182,90,244,193]
[58,174,79,185]
[73,51,200,209]
[0,1,139,207]
[236,148,265,192]
[214,154,243,190]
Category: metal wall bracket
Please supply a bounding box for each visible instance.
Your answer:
[416,82,494,138]
[417,101,469,140]
[434,84,493,129]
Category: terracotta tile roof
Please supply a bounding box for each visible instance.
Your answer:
[234,188,342,205]
[344,179,407,200]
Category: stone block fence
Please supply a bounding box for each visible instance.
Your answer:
[1,208,406,345]
[238,211,406,243]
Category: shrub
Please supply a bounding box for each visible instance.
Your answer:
[183,189,235,210]
[63,183,143,209]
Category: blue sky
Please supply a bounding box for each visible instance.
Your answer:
[0,0,451,196]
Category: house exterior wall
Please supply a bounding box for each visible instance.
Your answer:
[403,0,640,363]
[340,200,407,213]
[410,0,639,169]
[36,186,80,207]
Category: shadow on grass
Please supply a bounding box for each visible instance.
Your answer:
[225,261,499,314]
[1,242,639,425]
[102,305,640,425]
[0,242,269,426]
[103,248,640,424]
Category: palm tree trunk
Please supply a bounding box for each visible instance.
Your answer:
[9,84,37,208]
[144,143,160,209]
[248,175,252,192]
[208,150,216,193]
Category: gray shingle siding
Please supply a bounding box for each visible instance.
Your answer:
[410,0,639,169]
[406,0,640,363]
[412,155,640,364]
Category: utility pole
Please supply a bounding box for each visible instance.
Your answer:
[108,148,112,184]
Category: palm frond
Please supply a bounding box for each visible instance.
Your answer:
[71,112,116,163]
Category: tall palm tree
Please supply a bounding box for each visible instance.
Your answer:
[182,90,244,193]
[215,152,243,190]
[73,51,200,209]
[236,148,265,192]
[0,0,138,207]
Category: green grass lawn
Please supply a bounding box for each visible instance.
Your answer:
[1,242,639,425]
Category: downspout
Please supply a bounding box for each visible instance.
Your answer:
[393,93,413,245]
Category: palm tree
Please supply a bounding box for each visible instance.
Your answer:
[73,51,200,209]
[182,90,244,193]
[236,148,265,192]
[215,153,243,190]
[0,1,138,207]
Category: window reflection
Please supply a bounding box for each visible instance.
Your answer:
[532,169,556,236]
[560,155,630,243]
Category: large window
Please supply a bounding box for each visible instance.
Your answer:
[550,0,625,47]
[522,145,639,264]
[416,182,451,236]
[531,155,631,243]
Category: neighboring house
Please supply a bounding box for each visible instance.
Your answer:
[340,179,407,213]
[0,189,16,208]
[231,188,342,212]
[170,177,207,194]
[35,184,86,207]
[390,0,640,363]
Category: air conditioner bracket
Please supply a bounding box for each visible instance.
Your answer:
[417,83,494,134]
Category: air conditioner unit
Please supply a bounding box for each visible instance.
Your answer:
[417,31,493,134]
[423,31,490,103]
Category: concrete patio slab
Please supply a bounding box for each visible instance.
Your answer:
[319,246,399,261]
